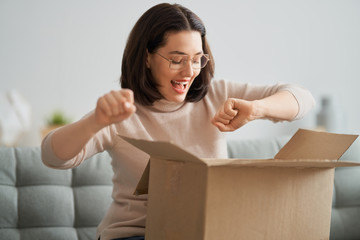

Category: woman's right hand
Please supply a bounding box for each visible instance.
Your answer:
[45,89,136,161]
[94,89,136,127]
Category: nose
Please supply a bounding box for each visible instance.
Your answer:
[181,59,194,77]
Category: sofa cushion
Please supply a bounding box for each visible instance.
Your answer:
[227,136,289,159]
[0,147,113,240]
[331,138,360,240]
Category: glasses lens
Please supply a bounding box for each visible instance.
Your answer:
[168,54,209,70]
[190,55,209,69]
[169,56,184,70]
[200,54,209,68]
[192,56,202,69]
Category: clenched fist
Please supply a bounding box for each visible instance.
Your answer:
[211,98,258,132]
[94,89,136,127]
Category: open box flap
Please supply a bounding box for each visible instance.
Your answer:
[275,129,358,160]
[125,129,359,195]
[202,158,360,168]
[120,136,206,195]
[120,136,204,164]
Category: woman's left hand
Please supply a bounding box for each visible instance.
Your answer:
[211,98,258,132]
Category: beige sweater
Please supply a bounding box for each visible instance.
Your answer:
[41,79,315,239]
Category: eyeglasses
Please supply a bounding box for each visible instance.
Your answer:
[155,52,210,70]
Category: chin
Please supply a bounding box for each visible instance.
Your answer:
[169,97,186,103]
[165,95,187,103]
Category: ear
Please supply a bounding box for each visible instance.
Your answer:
[146,49,151,68]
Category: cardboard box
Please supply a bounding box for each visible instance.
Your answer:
[121,129,359,240]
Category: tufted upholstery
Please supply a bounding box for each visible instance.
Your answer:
[0,147,113,240]
[228,136,360,240]
[1,136,359,240]
[331,139,360,240]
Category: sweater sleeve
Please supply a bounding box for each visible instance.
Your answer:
[41,124,114,169]
[208,79,315,120]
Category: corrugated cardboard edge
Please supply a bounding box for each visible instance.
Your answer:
[202,158,360,168]
[275,129,358,160]
[120,135,203,164]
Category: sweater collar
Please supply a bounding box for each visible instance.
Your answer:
[148,99,186,112]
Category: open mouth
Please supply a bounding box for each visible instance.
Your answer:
[171,80,189,93]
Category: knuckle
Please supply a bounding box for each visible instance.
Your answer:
[226,98,234,104]
[123,89,134,101]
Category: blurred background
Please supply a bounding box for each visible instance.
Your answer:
[1,0,359,146]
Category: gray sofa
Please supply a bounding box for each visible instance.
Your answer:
[1,136,359,240]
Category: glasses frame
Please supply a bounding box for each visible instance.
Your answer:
[155,52,210,70]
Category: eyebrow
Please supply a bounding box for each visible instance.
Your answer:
[168,50,203,55]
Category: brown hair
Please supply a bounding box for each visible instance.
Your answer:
[120,3,215,106]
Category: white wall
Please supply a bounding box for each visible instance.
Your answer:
[1,0,359,146]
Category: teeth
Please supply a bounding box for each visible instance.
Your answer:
[172,80,187,86]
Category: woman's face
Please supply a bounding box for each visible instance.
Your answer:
[147,30,203,103]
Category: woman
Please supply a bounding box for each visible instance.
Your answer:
[42,3,315,240]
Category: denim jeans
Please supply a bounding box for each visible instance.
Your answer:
[99,236,144,240]
[112,237,144,240]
